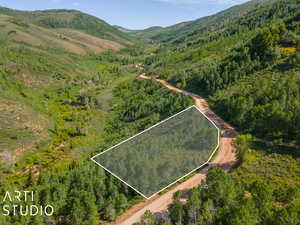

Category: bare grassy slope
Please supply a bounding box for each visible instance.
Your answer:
[0,7,134,46]
[0,14,124,54]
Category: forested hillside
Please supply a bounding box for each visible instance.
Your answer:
[138,0,300,224]
[142,165,299,225]
[134,0,278,42]
[144,0,300,145]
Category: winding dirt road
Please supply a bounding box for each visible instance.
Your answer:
[104,74,238,225]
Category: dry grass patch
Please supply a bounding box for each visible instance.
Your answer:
[56,29,123,52]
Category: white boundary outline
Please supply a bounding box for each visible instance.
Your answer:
[91,105,220,199]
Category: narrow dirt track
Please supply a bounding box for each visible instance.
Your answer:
[104,74,238,225]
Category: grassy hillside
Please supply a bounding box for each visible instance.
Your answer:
[0,7,134,46]
[0,7,142,173]
[0,14,127,55]
[0,38,135,168]
[0,7,151,224]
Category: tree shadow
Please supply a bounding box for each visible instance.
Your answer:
[154,211,170,222]
[209,162,235,171]
[272,60,294,73]
[251,139,299,158]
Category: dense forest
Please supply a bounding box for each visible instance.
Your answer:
[137,0,300,224]
[141,165,299,225]
[144,0,300,145]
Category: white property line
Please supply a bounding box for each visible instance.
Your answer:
[91,105,220,199]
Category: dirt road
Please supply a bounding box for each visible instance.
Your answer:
[104,74,238,225]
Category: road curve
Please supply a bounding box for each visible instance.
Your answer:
[103,74,238,225]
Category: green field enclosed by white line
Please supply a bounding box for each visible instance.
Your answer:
[92,106,219,198]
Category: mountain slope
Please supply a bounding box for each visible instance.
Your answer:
[130,26,164,39]
[136,0,300,224]
[0,7,134,46]
[0,7,142,172]
[135,0,282,43]
[144,0,299,142]
[0,14,125,54]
